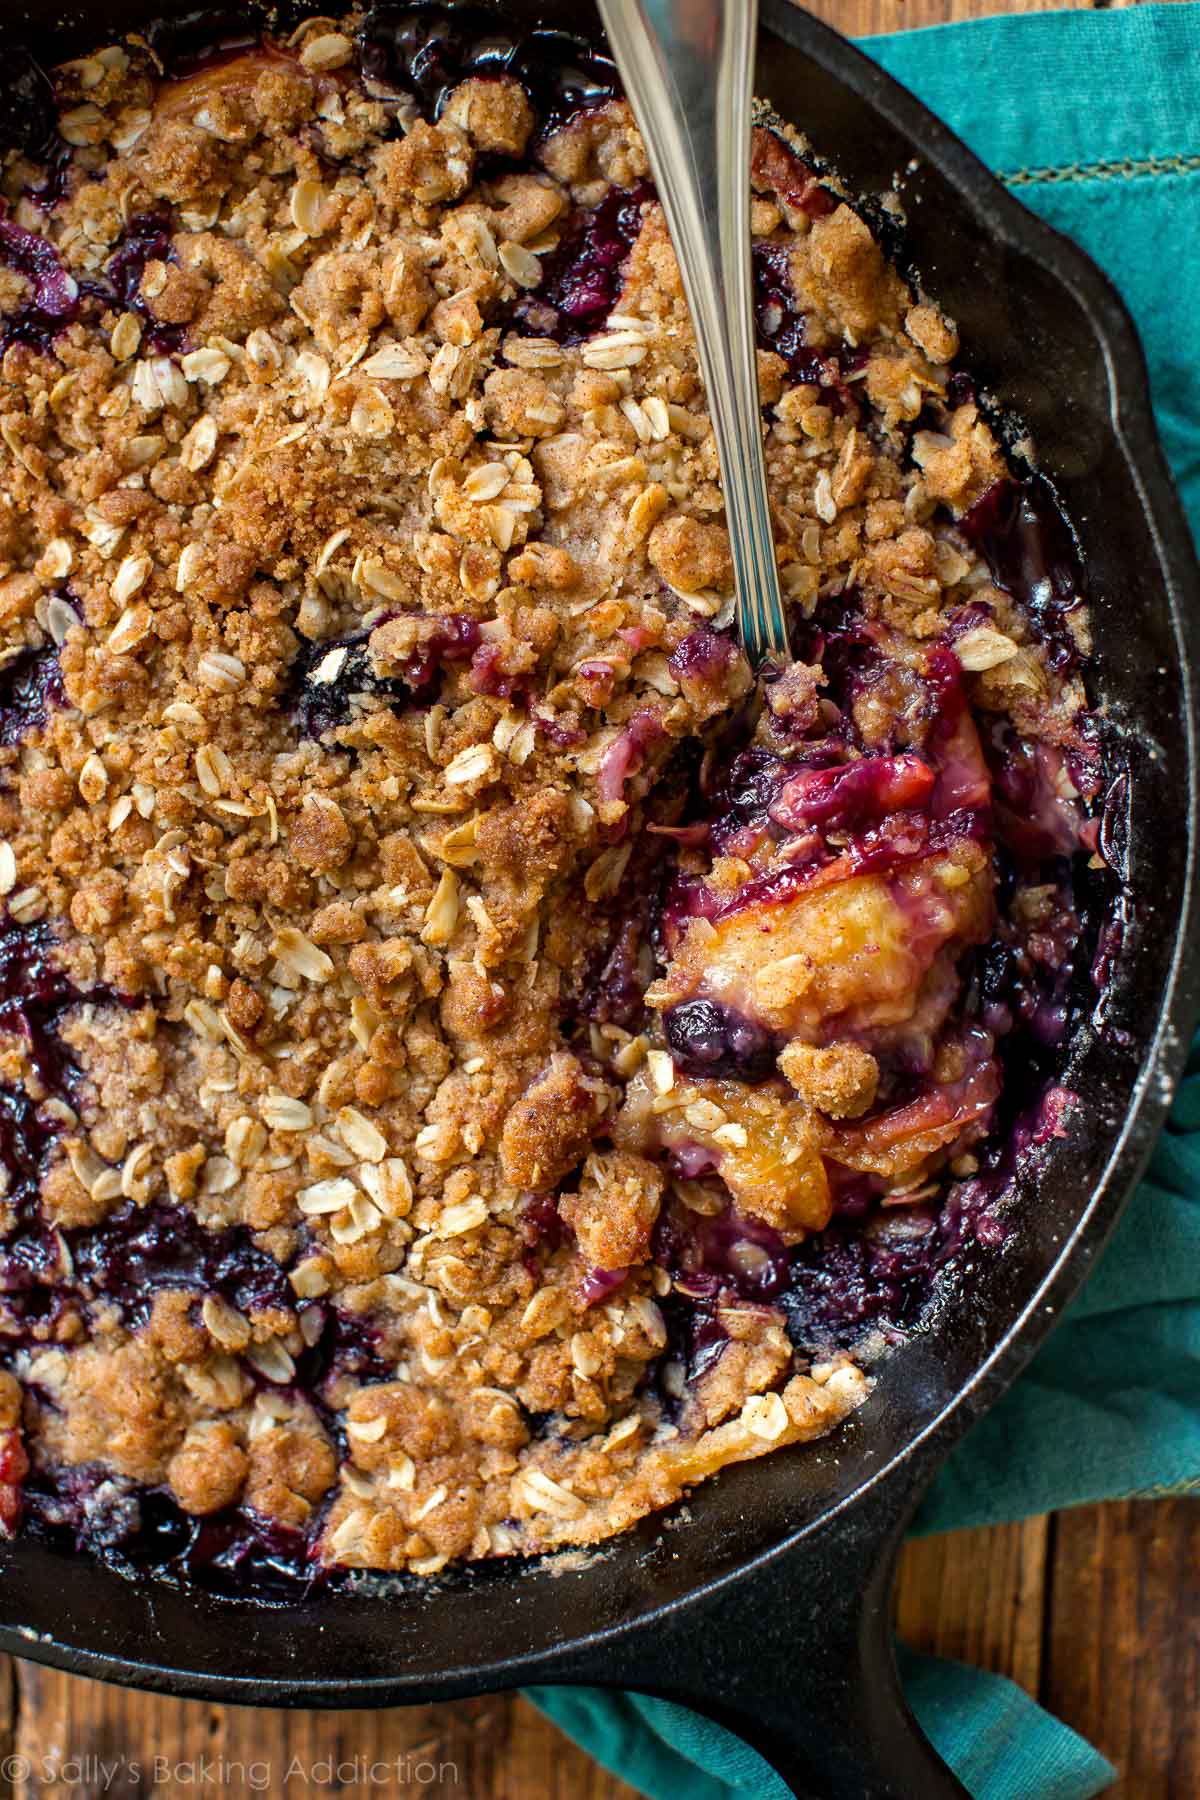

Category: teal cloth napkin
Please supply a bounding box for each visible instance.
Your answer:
[527,8,1200,1795]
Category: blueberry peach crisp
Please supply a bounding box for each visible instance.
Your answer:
[0,4,1111,1587]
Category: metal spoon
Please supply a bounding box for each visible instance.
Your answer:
[596,0,789,667]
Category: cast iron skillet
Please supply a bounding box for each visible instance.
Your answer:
[0,3,1197,1795]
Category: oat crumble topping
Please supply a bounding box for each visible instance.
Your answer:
[0,5,1107,1585]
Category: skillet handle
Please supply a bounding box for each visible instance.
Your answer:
[545,1476,969,1800]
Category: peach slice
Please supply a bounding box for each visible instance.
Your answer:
[615,1067,831,1237]
[654,844,993,1051]
[152,48,316,122]
[823,1040,1000,1182]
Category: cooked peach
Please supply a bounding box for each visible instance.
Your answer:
[823,1042,1000,1181]
[615,1068,831,1237]
[654,845,992,1050]
[153,49,312,122]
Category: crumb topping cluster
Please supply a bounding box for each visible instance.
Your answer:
[0,7,1098,1582]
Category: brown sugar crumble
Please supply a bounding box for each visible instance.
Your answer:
[0,7,1106,1585]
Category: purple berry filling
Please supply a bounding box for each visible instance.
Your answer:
[0,1195,295,1332]
[20,1463,329,1594]
[531,706,585,749]
[22,1464,148,1551]
[643,485,1114,1370]
[784,1078,1077,1351]
[0,918,77,1023]
[0,918,125,1339]
[402,614,481,687]
[668,627,739,686]
[515,180,654,343]
[667,1141,719,1180]
[520,1190,568,1252]
[0,912,91,1103]
[69,1202,294,1324]
[752,240,827,388]
[752,239,867,406]
[658,1195,792,1309]
[578,1264,627,1306]
[974,886,1080,1050]
[25,142,73,214]
[289,614,480,738]
[98,210,187,354]
[664,998,778,1084]
[653,1200,792,1400]
[661,630,997,916]
[0,1083,61,1297]
[297,1301,392,1391]
[0,204,185,358]
[987,725,1087,865]
[357,3,618,139]
[0,213,81,354]
[959,475,1087,671]
[781,1214,943,1347]
[584,913,653,1029]
[596,708,665,810]
[103,212,176,311]
[163,1502,325,1594]
[467,640,521,698]
[703,745,804,851]
[767,753,936,835]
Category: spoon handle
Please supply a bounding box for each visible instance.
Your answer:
[597,0,789,666]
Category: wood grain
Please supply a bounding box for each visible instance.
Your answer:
[894,1517,1050,1695]
[1041,1501,1200,1799]
[1,1667,645,1797]
[808,0,1103,30]
[5,0,1193,1796]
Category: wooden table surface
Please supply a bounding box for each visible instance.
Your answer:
[4,1,1195,1795]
